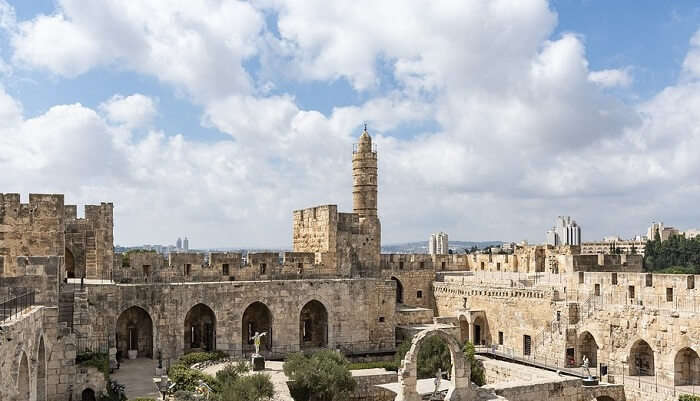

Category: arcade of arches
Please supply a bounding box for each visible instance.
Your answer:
[185,304,216,352]
[116,306,154,358]
[17,351,29,401]
[242,302,272,353]
[37,337,47,401]
[299,300,328,349]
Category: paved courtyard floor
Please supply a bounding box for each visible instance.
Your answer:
[111,358,160,400]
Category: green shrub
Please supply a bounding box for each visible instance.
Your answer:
[463,341,485,386]
[216,373,274,401]
[394,337,452,379]
[97,380,127,401]
[215,361,251,385]
[167,364,217,392]
[284,350,356,401]
[77,352,110,380]
[347,361,398,371]
[679,395,700,401]
[178,351,228,366]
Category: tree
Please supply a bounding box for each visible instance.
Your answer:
[394,336,452,379]
[283,350,356,401]
[463,341,485,386]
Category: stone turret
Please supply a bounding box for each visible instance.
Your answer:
[352,126,381,273]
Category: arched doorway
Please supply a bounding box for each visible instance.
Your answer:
[37,337,47,401]
[116,306,153,359]
[242,302,273,355]
[674,347,700,386]
[472,316,489,346]
[299,300,328,350]
[17,351,30,401]
[397,328,472,401]
[65,248,75,278]
[81,388,96,401]
[184,304,216,352]
[458,315,469,344]
[391,277,404,304]
[578,331,599,368]
[629,339,654,376]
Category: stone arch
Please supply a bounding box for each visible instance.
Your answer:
[116,306,154,359]
[65,247,76,278]
[17,350,30,401]
[81,387,97,401]
[472,315,490,346]
[595,397,615,401]
[184,303,216,352]
[391,276,404,304]
[628,339,654,376]
[578,331,599,368]
[458,315,469,344]
[674,347,700,386]
[397,328,471,401]
[299,299,328,350]
[36,335,47,401]
[242,301,273,355]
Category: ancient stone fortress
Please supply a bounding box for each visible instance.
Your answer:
[0,128,698,401]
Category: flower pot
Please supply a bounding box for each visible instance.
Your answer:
[128,349,138,360]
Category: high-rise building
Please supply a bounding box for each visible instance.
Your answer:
[545,216,581,246]
[176,237,182,250]
[429,232,448,255]
[183,237,189,251]
[647,222,679,242]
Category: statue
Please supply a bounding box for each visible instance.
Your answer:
[250,331,267,356]
[582,355,591,379]
[432,368,445,398]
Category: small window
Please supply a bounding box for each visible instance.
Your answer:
[594,283,600,296]
[185,264,191,276]
[523,335,532,356]
[419,261,425,269]
[229,276,235,281]
[611,272,618,285]
[497,262,501,271]
[399,261,404,270]
[417,290,423,299]
[378,316,385,322]
[578,271,584,284]
[297,262,303,270]
[688,276,695,290]
[628,285,635,299]
[222,263,229,275]
[556,311,561,321]
[666,287,673,302]
[498,331,504,345]
[260,263,266,274]
[441,261,446,270]
[481,261,485,270]
[646,274,653,287]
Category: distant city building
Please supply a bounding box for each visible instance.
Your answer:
[546,216,581,246]
[647,222,679,242]
[684,229,700,239]
[176,237,182,250]
[429,232,448,255]
[184,237,189,251]
[581,240,647,256]
[603,236,623,242]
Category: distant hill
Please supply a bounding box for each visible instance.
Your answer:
[381,240,504,254]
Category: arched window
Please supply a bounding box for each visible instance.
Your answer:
[184,304,216,352]
[299,300,328,349]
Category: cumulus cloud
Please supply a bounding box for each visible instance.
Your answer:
[2,0,700,245]
[100,94,157,129]
[588,68,633,88]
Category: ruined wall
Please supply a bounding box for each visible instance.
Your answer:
[65,202,113,280]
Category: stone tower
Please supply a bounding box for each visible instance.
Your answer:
[353,126,381,273]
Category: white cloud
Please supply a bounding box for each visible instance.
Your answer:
[100,94,157,129]
[588,68,633,88]
[682,29,700,80]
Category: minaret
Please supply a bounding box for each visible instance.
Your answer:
[353,125,378,216]
[352,125,381,273]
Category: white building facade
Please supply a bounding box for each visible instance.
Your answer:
[429,232,449,255]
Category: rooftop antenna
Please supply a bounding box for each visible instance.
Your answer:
[364,121,367,132]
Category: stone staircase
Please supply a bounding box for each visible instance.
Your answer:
[85,232,97,278]
[58,290,74,329]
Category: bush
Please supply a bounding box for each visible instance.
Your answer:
[168,364,217,392]
[216,361,251,384]
[463,341,485,386]
[178,351,228,367]
[216,373,274,401]
[97,380,126,401]
[77,352,110,380]
[679,395,700,401]
[347,361,398,371]
[284,350,356,401]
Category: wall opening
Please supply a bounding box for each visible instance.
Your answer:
[65,248,76,279]
[523,335,532,356]
[629,339,654,376]
[391,277,404,304]
[184,303,216,352]
[611,272,618,285]
[242,302,272,355]
[674,347,700,386]
[17,351,29,401]
[578,331,599,368]
[299,300,328,350]
[37,336,47,401]
[116,306,153,359]
[81,388,96,401]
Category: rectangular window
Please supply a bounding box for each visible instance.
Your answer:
[646,273,653,287]
[666,287,674,302]
[497,262,501,271]
[579,271,585,284]
[594,283,600,296]
[417,290,423,299]
[260,263,266,274]
[222,263,229,275]
[611,272,618,285]
[480,262,485,270]
[419,261,425,269]
[399,261,404,270]
[441,261,446,270]
[498,332,504,345]
[185,264,191,276]
[378,316,385,322]
[688,276,695,290]
[628,285,635,299]
[523,335,532,356]
[297,262,303,270]
[142,265,151,276]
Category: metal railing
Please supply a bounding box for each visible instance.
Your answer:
[0,288,36,321]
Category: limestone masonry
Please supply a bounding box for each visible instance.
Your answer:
[0,128,697,401]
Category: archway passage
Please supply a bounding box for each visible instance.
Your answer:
[37,337,47,401]
[65,248,75,278]
[17,351,30,401]
[242,302,273,354]
[458,315,469,344]
[629,339,654,376]
[398,328,472,401]
[116,306,154,359]
[299,300,328,349]
[81,388,96,401]
[185,303,216,352]
[579,331,599,369]
[391,277,404,304]
[675,347,700,386]
[472,316,489,346]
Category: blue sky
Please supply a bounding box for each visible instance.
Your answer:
[1,1,700,247]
